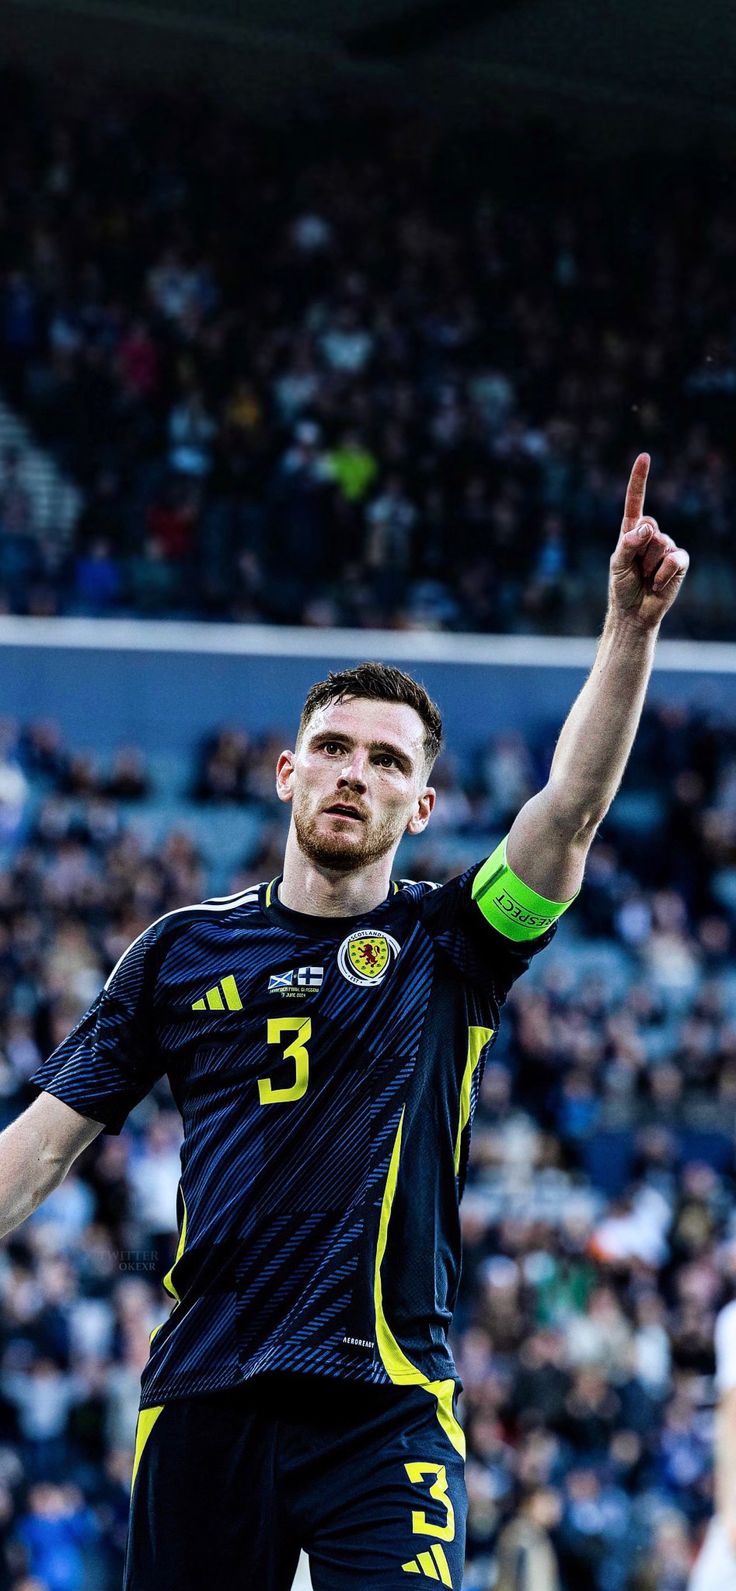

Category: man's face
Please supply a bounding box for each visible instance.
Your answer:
[276,697,435,873]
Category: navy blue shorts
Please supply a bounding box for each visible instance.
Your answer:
[124,1371,467,1590]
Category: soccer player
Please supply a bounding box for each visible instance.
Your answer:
[689,1298,736,1591]
[3,455,686,1589]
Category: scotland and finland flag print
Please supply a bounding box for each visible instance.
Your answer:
[268,965,324,994]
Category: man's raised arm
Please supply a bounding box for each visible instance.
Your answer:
[498,454,689,907]
[0,1092,103,1240]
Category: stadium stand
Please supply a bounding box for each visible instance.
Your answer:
[0,67,735,638]
[0,698,729,1586]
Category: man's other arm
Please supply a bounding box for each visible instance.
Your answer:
[0,1092,103,1240]
[716,1387,736,1550]
[504,454,689,903]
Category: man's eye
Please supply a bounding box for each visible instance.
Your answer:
[322,742,343,754]
[376,755,397,767]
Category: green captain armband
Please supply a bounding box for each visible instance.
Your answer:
[471,834,579,943]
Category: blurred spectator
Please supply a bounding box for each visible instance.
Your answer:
[327,431,378,505]
[192,728,252,803]
[495,1487,561,1591]
[14,1483,98,1591]
[102,749,150,803]
[167,390,217,479]
[73,541,122,613]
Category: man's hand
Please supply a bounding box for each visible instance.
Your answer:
[609,453,689,629]
[725,1512,736,1556]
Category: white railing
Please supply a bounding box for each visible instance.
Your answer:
[0,616,732,673]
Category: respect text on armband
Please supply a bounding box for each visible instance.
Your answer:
[493,890,555,930]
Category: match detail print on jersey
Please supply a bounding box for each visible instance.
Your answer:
[267,965,324,997]
[472,833,578,942]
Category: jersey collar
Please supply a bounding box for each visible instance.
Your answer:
[260,876,399,936]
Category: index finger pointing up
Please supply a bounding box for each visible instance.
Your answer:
[621,453,651,531]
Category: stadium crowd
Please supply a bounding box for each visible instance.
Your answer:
[0,68,735,635]
[0,699,730,1587]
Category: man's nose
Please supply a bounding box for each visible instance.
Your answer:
[337,757,367,790]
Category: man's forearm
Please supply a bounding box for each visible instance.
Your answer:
[506,457,687,903]
[546,611,658,835]
[0,1109,71,1239]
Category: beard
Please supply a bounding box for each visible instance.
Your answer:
[292,795,403,874]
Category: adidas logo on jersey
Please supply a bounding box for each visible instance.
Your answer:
[267,966,324,999]
[402,1543,453,1584]
[191,975,243,1012]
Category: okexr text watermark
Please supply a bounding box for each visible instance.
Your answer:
[115,1250,160,1273]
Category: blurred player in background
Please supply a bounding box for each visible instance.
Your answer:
[0,455,688,1589]
[689,1299,736,1591]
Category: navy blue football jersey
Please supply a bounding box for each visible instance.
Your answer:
[30,869,554,1409]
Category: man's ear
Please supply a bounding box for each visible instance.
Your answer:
[406,787,435,836]
[276,750,295,805]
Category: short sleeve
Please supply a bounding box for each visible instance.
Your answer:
[415,864,556,1004]
[29,928,163,1135]
[715,1301,736,1392]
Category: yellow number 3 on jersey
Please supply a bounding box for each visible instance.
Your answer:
[258,1017,312,1105]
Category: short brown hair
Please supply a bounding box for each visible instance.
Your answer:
[297,662,443,773]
